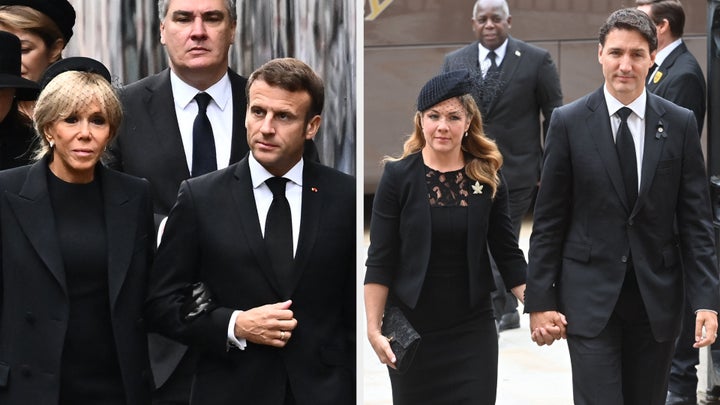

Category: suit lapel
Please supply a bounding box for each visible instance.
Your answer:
[230,160,286,297]
[228,70,249,165]
[102,167,138,310]
[144,71,191,177]
[6,160,67,292]
[634,94,667,215]
[586,89,633,213]
[647,43,686,91]
[288,162,324,296]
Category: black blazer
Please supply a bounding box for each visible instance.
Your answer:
[525,88,720,341]
[145,157,355,405]
[0,159,155,405]
[364,152,527,309]
[441,37,563,191]
[646,41,706,133]
[106,67,250,226]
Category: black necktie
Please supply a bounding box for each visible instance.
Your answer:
[615,107,638,207]
[265,177,293,293]
[647,63,658,84]
[191,92,217,177]
[486,50,500,78]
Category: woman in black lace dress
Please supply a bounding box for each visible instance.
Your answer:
[365,70,527,404]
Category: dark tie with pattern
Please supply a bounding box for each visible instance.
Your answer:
[191,92,217,177]
[615,107,638,207]
[265,177,293,293]
[486,50,500,78]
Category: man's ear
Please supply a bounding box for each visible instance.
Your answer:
[304,115,321,140]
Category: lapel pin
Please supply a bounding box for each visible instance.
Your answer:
[655,120,667,139]
[653,71,662,84]
[311,187,318,193]
[472,181,484,195]
[515,50,521,57]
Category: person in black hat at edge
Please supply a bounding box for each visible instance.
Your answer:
[364,69,527,404]
[0,0,75,118]
[0,30,39,169]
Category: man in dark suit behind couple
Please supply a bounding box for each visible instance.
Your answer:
[145,57,356,405]
[525,8,719,405]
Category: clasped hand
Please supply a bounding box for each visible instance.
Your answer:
[529,311,567,346]
[234,300,298,347]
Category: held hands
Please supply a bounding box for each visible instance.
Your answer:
[529,311,568,346]
[234,300,298,348]
[693,310,718,348]
[368,329,397,370]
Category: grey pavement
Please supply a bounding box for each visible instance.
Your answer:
[359,219,716,404]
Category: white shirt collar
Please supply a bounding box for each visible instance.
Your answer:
[169,69,232,112]
[478,39,508,65]
[654,38,683,68]
[248,154,304,189]
[604,86,647,120]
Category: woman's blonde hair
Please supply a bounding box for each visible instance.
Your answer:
[386,94,503,198]
[32,70,122,161]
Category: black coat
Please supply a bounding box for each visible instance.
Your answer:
[0,159,155,405]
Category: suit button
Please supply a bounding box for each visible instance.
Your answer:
[628,219,634,226]
[24,312,35,324]
[621,256,628,263]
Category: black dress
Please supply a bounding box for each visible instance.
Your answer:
[47,169,126,405]
[388,166,498,404]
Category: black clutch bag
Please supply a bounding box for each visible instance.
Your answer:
[381,306,421,374]
[180,281,217,323]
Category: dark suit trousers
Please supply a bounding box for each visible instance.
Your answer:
[567,266,675,405]
[491,186,535,317]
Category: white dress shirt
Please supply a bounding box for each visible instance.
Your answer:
[477,39,508,78]
[227,155,305,350]
[169,70,234,172]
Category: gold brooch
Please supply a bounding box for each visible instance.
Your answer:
[653,71,663,84]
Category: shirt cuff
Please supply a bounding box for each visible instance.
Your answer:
[227,310,247,350]
[695,309,719,315]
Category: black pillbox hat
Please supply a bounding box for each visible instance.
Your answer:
[40,56,112,90]
[0,0,76,44]
[416,69,473,112]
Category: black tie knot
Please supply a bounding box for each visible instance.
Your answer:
[616,107,632,122]
[488,50,498,68]
[195,92,212,113]
[266,177,289,198]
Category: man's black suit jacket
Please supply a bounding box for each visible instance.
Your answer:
[0,159,155,405]
[441,37,563,191]
[647,41,706,133]
[145,157,356,405]
[107,68,250,227]
[525,88,720,342]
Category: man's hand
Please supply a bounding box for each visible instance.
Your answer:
[529,311,568,346]
[693,310,718,348]
[234,300,298,347]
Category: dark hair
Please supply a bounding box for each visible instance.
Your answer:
[636,0,684,38]
[599,8,658,53]
[246,58,325,120]
[157,0,237,22]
